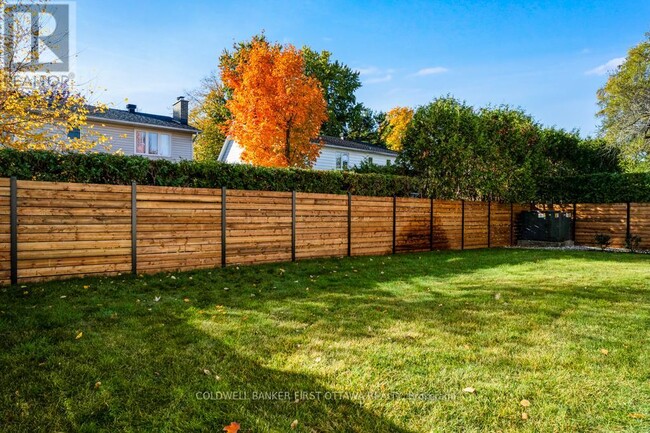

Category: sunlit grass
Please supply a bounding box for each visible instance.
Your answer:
[1,249,649,432]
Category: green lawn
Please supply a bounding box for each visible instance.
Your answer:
[1,249,649,432]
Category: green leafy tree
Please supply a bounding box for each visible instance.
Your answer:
[346,105,386,146]
[597,33,650,171]
[541,128,621,175]
[399,97,482,198]
[188,74,230,161]
[302,47,362,138]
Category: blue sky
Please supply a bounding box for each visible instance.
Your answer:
[75,0,650,136]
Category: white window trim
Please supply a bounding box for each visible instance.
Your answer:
[133,129,172,157]
[335,152,350,170]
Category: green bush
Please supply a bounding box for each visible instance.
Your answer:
[0,149,424,197]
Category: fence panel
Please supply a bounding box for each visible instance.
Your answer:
[432,200,463,250]
[226,190,293,265]
[295,192,348,260]
[464,201,489,249]
[395,197,431,252]
[630,203,650,249]
[489,202,511,247]
[136,185,221,273]
[576,203,627,248]
[351,196,393,256]
[16,180,132,282]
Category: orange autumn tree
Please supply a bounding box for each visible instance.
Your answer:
[220,39,328,167]
[381,106,414,151]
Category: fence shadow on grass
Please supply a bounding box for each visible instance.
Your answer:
[1,248,648,431]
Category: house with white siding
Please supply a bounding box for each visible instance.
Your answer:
[77,97,199,161]
[218,135,398,170]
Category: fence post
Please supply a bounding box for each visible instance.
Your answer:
[221,187,227,268]
[487,200,491,248]
[626,202,631,242]
[430,198,434,251]
[461,200,465,250]
[572,203,577,243]
[10,177,17,285]
[131,181,137,275]
[291,191,296,262]
[392,196,397,254]
[509,203,514,246]
[347,192,352,257]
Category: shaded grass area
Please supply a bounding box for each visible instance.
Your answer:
[1,249,649,432]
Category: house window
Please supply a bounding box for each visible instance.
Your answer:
[335,152,349,170]
[67,128,80,140]
[135,130,171,157]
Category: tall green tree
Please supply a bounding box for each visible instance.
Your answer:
[399,97,482,198]
[597,33,650,171]
[302,47,361,138]
[188,74,230,161]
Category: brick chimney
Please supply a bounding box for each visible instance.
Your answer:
[172,96,188,125]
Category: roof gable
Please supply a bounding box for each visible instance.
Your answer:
[316,136,398,156]
[87,106,200,133]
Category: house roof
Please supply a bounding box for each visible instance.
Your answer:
[316,135,398,156]
[86,106,200,133]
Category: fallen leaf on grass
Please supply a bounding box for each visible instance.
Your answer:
[291,419,299,429]
[75,332,83,340]
[223,422,240,433]
[94,381,101,389]
[520,399,531,407]
[154,296,161,302]
[83,285,90,289]
[183,298,190,303]
[600,348,609,355]
[521,412,529,420]
[628,413,646,419]
[462,387,475,393]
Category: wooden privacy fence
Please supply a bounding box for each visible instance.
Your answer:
[536,203,650,249]
[0,177,531,284]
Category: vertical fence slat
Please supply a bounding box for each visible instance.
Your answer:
[221,187,227,268]
[461,199,465,250]
[626,202,631,242]
[131,181,137,275]
[430,198,434,251]
[291,191,296,262]
[509,203,514,246]
[347,192,352,257]
[487,200,491,248]
[392,196,397,254]
[10,177,17,285]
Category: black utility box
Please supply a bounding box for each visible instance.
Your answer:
[519,211,573,242]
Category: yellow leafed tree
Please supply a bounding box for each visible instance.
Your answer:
[381,106,414,151]
[0,0,107,152]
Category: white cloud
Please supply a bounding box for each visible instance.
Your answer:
[413,66,449,76]
[585,57,624,76]
[365,74,393,84]
[355,66,394,84]
[355,66,380,76]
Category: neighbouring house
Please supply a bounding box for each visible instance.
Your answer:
[75,96,200,161]
[218,135,398,170]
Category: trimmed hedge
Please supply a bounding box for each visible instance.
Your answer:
[0,149,424,197]
[536,173,650,203]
